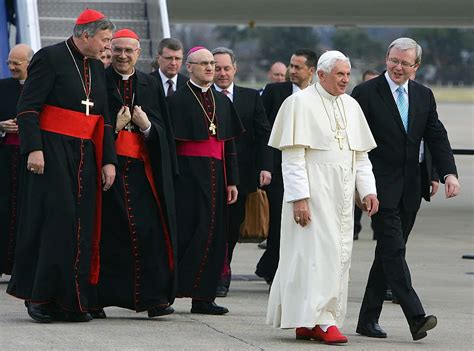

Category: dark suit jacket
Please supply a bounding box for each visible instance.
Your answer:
[261,81,293,176]
[352,73,457,211]
[150,71,188,98]
[0,78,21,123]
[231,85,272,193]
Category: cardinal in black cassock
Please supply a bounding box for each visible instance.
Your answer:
[91,29,178,318]
[7,10,117,323]
[167,46,244,315]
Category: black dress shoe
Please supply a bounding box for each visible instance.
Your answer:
[27,303,53,323]
[384,289,393,301]
[90,308,107,319]
[356,322,387,338]
[191,300,229,315]
[216,285,228,297]
[410,315,437,341]
[56,311,93,322]
[148,305,174,318]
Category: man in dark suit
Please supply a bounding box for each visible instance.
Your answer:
[150,38,188,97]
[211,47,273,297]
[353,37,460,341]
[255,48,318,284]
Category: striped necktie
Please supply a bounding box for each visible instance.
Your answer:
[396,86,409,132]
[166,79,174,97]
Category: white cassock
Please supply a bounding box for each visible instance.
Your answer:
[266,82,377,329]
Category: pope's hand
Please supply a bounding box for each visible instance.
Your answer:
[115,106,132,132]
[293,199,311,227]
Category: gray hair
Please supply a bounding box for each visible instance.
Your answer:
[73,18,115,38]
[317,56,351,74]
[387,37,422,64]
[211,47,237,66]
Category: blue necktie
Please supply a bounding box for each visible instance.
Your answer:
[396,86,409,132]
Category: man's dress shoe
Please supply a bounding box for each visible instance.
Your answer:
[27,302,53,323]
[58,311,93,322]
[356,322,387,338]
[90,308,107,319]
[410,315,437,341]
[215,285,228,297]
[148,305,174,318]
[191,300,229,315]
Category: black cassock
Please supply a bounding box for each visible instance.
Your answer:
[168,83,243,300]
[94,68,178,312]
[7,38,116,313]
[0,78,22,275]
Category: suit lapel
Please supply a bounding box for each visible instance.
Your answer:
[376,75,406,135]
[407,80,417,134]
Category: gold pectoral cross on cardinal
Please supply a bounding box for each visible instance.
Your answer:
[335,129,345,150]
[81,98,94,116]
[209,122,217,136]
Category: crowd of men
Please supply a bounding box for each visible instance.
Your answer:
[0,8,460,345]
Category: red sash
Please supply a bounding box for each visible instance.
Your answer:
[176,137,223,160]
[39,104,104,285]
[3,133,20,146]
[115,131,174,271]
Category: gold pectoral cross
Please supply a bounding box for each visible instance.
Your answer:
[335,128,345,150]
[81,98,94,116]
[209,122,217,136]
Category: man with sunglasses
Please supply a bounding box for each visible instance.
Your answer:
[150,38,188,98]
[0,44,33,280]
[167,46,244,315]
[353,37,460,341]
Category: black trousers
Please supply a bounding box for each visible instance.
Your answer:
[358,204,425,326]
[255,174,283,282]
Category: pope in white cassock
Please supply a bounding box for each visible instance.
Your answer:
[266,51,379,344]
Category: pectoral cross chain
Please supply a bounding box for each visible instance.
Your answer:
[81,98,94,116]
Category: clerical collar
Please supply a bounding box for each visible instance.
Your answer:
[315,82,338,102]
[384,71,409,95]
[214,82,234,95]
[159,69,177,86]
[67,37,86,60]
[113,66,135,80]
[19,80,25,85]
[189,79,211,92]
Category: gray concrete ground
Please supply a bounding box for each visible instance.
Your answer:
[0,103,473,350]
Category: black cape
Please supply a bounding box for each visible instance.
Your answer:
[168,83,243,300]
[94,67,178,312]
[7,38,117,313]
[0,78,22,275]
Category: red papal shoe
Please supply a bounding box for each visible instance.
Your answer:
[314,325,348,344]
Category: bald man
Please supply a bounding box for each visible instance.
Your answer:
[167,46,244,315]
[0,44,33,278]
[268,61,287,83]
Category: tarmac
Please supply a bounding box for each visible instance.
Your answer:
[0,102,473,350]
